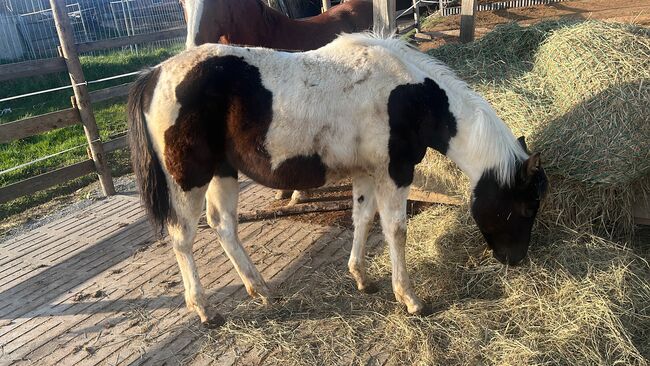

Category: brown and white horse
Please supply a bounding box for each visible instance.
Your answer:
[127,33,548,327]
[180,0,373,203]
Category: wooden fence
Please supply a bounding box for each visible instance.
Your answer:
[0,0,185,205]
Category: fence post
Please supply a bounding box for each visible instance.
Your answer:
[373,0,396,37]
[460,0,477,43]
[49,0,115,196]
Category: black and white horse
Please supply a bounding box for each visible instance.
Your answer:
[127,33,548,327]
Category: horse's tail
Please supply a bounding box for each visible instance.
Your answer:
[127,67,172,232]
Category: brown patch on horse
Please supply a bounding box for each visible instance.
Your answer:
[164,110,217,191]
[165,55,326,192]
[223,94,327,190]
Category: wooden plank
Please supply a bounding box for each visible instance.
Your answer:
[103,135,128,153]
[0,108,80,144]
[89,82,131,103]
[0,57,67,82]
[460,0,477,43]
[373,0,396,36]
[0,160,95,204]
[408,188,463,206]
[50,0,115,196]
[76,28,186,54]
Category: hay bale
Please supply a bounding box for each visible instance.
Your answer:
[418,21,650,234]
[197,206,650,365]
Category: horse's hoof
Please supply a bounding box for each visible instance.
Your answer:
[360,282,380,294]
[412,304,434,317]
[202,313,226,329]
[275,190,292,200]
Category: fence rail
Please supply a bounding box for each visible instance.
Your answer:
[0,57,67,82]
[0,108,80,144]
[0,160,96,205]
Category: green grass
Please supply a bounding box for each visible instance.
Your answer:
[0,44,183,221]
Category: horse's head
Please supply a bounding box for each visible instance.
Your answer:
[470,137,548,265]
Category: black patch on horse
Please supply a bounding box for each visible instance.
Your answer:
[386,78,457,187]
[166,55,326,191]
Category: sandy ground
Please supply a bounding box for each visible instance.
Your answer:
[416,0,650,50]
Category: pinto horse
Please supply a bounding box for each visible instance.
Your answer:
[127,33,548,327]
[181,0,373,202]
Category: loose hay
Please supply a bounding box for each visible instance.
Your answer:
[418,21,650,235]
[198,206,650,365]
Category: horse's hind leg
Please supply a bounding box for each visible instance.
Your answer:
[375,179,425,315]
[167,185,224,327]
[348,175,378,293]
[206,175,271,303]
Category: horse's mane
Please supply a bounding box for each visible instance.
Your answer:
[331,33,528,186]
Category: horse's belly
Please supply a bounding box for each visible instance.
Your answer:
[226,146,328,190]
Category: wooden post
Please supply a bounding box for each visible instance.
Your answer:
[321,0,331,12]
[460,0,477,43]
[49,0,115,196]
[373,0,396,37]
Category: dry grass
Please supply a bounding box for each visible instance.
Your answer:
[418,20,650,235]
[196,205,650,365]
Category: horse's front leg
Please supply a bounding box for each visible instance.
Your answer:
[168,185,224,327]
[348,175,378,293]
[206,175,271,303]
[375,179,426,315]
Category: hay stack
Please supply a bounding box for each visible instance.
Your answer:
[417,21,650,235]
[198,206,650,365]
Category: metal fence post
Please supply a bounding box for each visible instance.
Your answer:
[49,0,116,196]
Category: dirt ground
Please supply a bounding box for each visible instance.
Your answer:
[416,0,650,50]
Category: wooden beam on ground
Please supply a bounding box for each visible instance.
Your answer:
[199,201,352,226]
[373,0,396,36]
[89,83,131,103]
[408,188,463,206]
[75,28,187,54]
[0,108,80,144]
[0,57,67,82]
[50,0,115,196]
[0,160,95,204]
[460,0,477,43]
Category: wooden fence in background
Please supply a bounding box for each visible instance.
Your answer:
[0,0,185,205]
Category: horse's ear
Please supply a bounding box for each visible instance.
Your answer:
[524,152,541,177]
[517,136,529,153]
